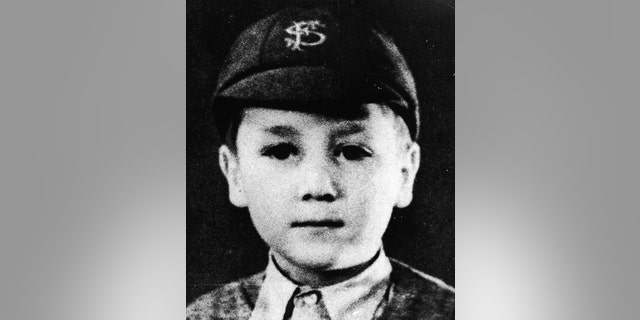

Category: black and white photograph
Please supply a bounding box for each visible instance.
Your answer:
[4,0,640,319]
[187,0,455,319]
[4,0,640,320]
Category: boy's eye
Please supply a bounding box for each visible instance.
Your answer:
[336,145,372,161]
[262,143,298,160]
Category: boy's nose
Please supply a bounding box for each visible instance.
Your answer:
[297,157,340,202]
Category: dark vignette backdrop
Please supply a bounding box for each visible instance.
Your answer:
[187,0,454,304]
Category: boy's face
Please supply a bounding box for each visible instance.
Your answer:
[219,104,420,271]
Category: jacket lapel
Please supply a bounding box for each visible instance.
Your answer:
[235,272,265,320]
[376,259,454,320]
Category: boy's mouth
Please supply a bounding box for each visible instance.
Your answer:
[291,220,344,228]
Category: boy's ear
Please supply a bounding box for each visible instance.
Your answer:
[396,142,421,208]
[218,145,248,208]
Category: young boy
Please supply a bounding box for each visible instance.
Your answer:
[188,4,454,320]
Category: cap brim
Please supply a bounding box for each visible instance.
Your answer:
[216,66,352,103]
[213,65,417,139]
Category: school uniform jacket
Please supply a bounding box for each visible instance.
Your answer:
[186,259,455,320]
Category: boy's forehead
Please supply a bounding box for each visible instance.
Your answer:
[239,104,392,131]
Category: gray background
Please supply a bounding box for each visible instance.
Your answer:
[1,0,639,319]
[186,0,454,304]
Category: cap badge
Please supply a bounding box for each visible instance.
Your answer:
[284,20,326,51]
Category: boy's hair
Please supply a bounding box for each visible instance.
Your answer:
[222,108,243,155]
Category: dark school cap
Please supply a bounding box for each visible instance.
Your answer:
[213,5,419,140]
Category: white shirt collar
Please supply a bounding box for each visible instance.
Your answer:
[249,249,392,320]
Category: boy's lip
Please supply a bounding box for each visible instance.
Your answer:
[291,219,345,228]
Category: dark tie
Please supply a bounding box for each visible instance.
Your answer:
[282,287,331,320]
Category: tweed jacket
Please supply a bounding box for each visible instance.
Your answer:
[187,259,454,320]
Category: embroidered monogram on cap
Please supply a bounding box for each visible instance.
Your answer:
[284,20,326,51]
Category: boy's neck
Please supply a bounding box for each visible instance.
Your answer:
[271,250,381,288]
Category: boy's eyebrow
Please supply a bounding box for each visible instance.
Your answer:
[331,123,366,138]
[263,125,300,138]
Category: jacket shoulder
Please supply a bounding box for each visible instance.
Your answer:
[186,272,264,320]
[382,259,455,320]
